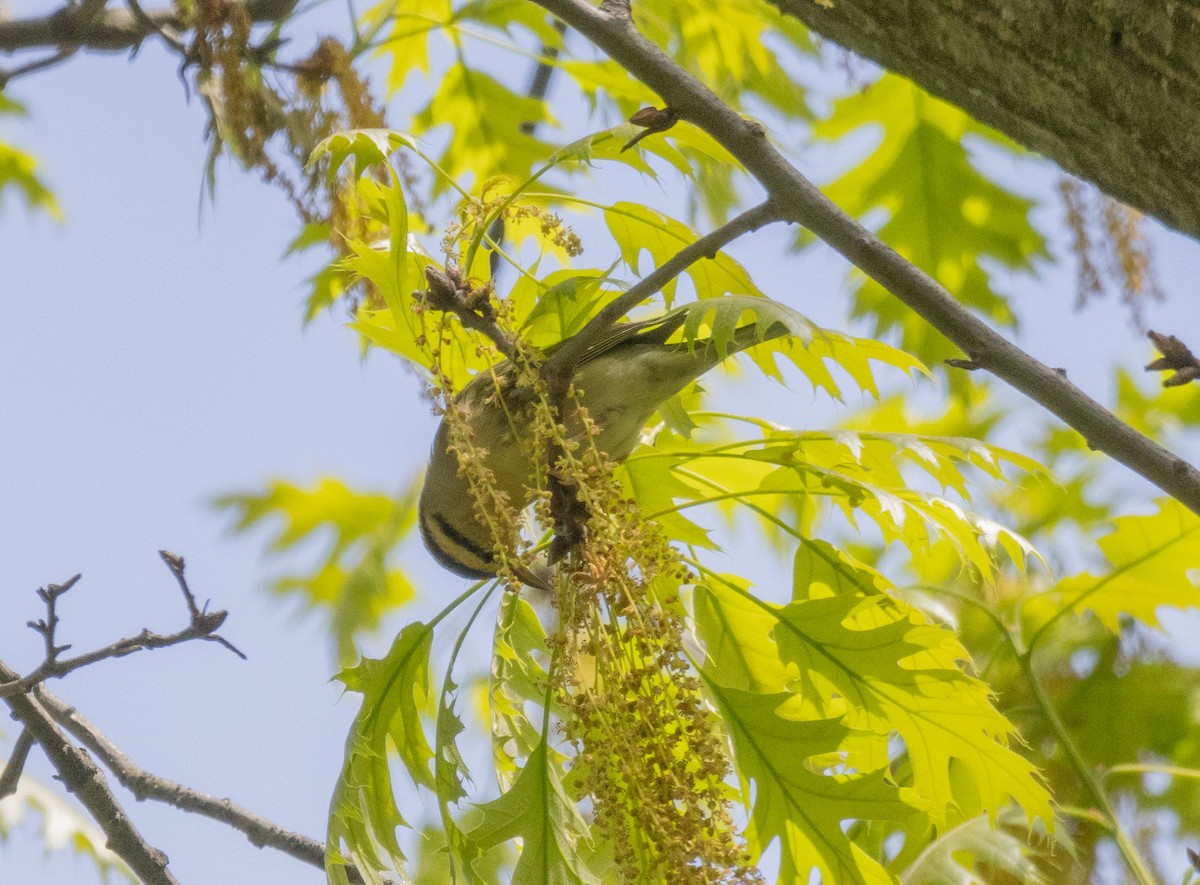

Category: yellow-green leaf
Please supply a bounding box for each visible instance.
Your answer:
[705,683,914,885]
[490,594,553,789]
[0,97,59,219]
[413,66,556,190]
[604,202,763,307]
[327,622,436,883]
[1034,498,1200,634]
[697,573,1053,829]
[467,739,599,885]
[815,74,1045,369]
[216,478,417,660]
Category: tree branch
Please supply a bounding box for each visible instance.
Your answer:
[0,46,79,87]
[529,0,1200,517]
[418,265,516,358]
[124,0,187,54]
[541,199,785,385]
[0,553,244,700]
[767,0,1200,243]
[0,660,178,885]
[34,688,392,883]
[0,729,35,800]
[0,559,385,883]
[0,0,297,55]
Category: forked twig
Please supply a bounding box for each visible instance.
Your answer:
[0,552,244,700]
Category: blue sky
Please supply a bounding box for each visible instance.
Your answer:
[3,4,1200,883]
[1,23,426,881]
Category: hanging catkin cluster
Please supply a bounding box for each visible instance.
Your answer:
[417,214,758,881]
[528,384,760,884]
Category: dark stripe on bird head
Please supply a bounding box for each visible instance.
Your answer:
[418,509,498,579]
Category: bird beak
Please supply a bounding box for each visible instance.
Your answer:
[514,563,554,594]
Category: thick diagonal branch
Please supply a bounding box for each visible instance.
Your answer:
[0,0,297,54]
[529,0,1200,516]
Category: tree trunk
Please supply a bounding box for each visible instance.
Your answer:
[770,0,1200,241]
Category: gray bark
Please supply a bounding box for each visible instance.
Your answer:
[770,0,1200,240]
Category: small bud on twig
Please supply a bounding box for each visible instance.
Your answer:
[1146,330,1200,387]
[621,106,679,152]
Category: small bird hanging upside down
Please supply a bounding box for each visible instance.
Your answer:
[417,306,787,590]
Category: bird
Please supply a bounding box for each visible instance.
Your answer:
[417,307,786,589]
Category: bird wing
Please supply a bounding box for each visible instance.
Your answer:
[571,310,690,367]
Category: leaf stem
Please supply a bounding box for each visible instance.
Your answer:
[1016,646,1158,885]
[947,587,1160,885]
[434,584,500,881]
[1105,763,1200,782]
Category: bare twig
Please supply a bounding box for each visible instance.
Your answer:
[0,0,296,55]
[418,264,516,357]
[0,567,384,881]
[158,549,202,619]
[0,565,382,882]
[0,728,35,800]
[32,688,373,879]
[1146,330,1200,387]
[0,556,245,699]
[530,0,1200,516]
[26,573,82,668]
[0,618,239,698]
[0,660,178,885]
[0,46,79,87]
[124,0,185,53]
